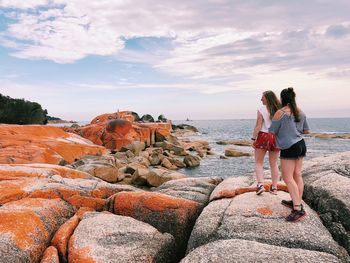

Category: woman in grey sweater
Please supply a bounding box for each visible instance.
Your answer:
[269,87,310,222]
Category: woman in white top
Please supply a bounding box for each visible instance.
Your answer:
[252,91,281,195]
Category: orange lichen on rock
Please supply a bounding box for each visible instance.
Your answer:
[235,187,257,196]
[0,176,83,205]
[113,191,201,254]
[211,181,289,202]
[256,206,273,216]
[75,207,95,219]
[211,187,256,201]
[0,164,92,180]
[0,210,48,252]
[114,192,200,230]
[51,207,94,262]
[65,195,107,211]
[114,191,196,215]
[65,111,172,150]
[213,189,236,199]
[277,183,289,192]
[90,187,120,199]
[0,178,27,204]
[0,198,74,262]
[68,237,98,263]
[51,215,80,262]
[0,125,107,165]
[40,246,59,263]
[90,111,135,124]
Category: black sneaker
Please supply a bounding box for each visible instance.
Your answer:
[256,184,265,195]
[281,200,293,209]
[286,209,306,222]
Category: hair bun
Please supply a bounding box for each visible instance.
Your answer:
[287,87,294,92]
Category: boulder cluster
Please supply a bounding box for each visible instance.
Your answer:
[0,111,349,262]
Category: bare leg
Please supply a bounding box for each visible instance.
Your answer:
[293,158,304,202]
[268,150,280,188]
[255,148,267,185]
[281,159,301,210]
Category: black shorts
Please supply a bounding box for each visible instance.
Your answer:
[280,139,306,160]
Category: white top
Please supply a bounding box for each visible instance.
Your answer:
[258,106,272,132]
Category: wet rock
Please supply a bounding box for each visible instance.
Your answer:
[184,155,201,167]
[224,148,253,157]
[170,158,186,168]
[140,114,155,122]
[157,141,188,156]
[176,124,198,132]
[131,111,141,122]
[161,157,177,170]
[216,139,252,146]
[68,212,176,263]
[311,133,350,139]
[158,114,168,122]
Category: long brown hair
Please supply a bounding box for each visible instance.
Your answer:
[263,90,281,119]
[280,87,300,122]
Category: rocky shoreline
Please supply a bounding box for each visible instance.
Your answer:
[0,111,349,262]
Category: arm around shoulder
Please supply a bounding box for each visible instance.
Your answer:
[272,110,284,121]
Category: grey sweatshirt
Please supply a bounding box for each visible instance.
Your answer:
[269,112,309,150]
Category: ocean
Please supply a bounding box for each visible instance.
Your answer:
[51,118,350,178]
[173,118,350,178]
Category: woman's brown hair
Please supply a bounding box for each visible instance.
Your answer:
[280,87,300,122]
[263,90,281,119]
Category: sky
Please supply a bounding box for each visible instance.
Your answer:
[0,0,349,121]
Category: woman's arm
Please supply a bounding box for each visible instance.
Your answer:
[302,111,310,134]
[272,109,284,121]
[252,111,263,140]
[269,110,283,134]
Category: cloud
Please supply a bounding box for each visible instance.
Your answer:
[0,0,51,9]
[326,24,350,38]
[0,0,350,80]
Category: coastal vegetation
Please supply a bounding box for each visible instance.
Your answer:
[0,93,48,124]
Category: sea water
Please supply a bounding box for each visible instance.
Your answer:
[52,118,350,178]
[173,118,350,178]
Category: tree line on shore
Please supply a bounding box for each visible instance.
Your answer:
[0,93,51,124]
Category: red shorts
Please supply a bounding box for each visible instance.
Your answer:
[253,131,279,151]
